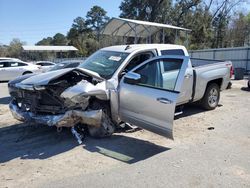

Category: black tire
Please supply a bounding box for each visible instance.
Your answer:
[22,71,32,75]
[200,83,220,110]
[88,103,115,138]
[248,81,250,88]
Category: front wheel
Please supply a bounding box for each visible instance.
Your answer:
[88,111,115,138]
[200,83,220,110]
[87,101,115,138]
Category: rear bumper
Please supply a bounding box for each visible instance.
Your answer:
[9,100,102,128]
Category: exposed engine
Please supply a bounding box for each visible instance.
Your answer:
[9,70,103,115]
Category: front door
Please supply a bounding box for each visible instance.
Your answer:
[119,55,189,139]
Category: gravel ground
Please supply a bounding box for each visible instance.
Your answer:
[0,80,249,188]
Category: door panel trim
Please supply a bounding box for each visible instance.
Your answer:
[122,113,173,139]
[133,83,180,94]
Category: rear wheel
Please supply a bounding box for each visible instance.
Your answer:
[200,83,220,110]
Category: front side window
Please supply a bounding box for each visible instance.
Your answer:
[135,60,159,88]
[132,58,183,92]
[160,59,183,91]
[9,62,19,67]
[79,50,129,79]
[0,62,5,68]
[124,52,154,72]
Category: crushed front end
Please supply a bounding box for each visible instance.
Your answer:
[8,68,109,132]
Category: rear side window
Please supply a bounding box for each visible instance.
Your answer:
[38,62,54,66]
[43,63,53,66]
[5,62,27,67]
[18,62,27,66]
[161,49,184,56]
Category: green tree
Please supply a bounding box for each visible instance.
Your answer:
[227,12,250,47]
[86,6,109,33]
[119,0,246,49]
[36,37,53,45]
[72,17,88,33]
[67,17,93,44]
[7,38,25,58]
[51,33,68,45]
[119,0,172,22]
[0,45,8,57]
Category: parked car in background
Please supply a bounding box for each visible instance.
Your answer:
[48,60,84,72]
[0,57,22,61]
[0,59,42,81]
[35,61,55,72]
[248,75,250,88]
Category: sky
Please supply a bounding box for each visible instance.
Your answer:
[0,0,249,45]
[0,0,121,45]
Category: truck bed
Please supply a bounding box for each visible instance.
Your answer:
[190,58,232,102]
[191,58,227,67]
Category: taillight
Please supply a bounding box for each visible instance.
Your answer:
[230,66,233,78]
[226,63,233,78]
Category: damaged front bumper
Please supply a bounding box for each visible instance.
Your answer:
[9,100,103,128]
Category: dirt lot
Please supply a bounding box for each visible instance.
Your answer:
[0,80,250,188]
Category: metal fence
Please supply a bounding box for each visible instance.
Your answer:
[50,57,86,63]
[189,47,250,72]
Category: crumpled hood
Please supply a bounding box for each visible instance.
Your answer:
[18,67,103,86]
[20,68,74,86]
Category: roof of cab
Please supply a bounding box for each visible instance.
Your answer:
[100,44,186,53]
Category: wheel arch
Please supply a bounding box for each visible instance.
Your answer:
[22,71,33,75]
[202,78,223,98]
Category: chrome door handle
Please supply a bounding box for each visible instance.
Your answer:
[184,74,192,78]
[157,97,173,104]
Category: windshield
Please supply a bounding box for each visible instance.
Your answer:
[79,50,129,79]
[49,62,69,71]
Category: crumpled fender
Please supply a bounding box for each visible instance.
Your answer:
[9,101,103,128]
[60,80,108,102]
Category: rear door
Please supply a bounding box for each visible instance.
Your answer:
[119,55,189,138]
[5,62,27,80]
[0,62,7,81]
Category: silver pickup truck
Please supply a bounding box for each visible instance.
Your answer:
[8,44,232,141]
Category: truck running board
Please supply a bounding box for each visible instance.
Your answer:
[174,111,183,116]
[175,105,184,116]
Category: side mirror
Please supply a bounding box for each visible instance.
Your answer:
[124,72,141,84]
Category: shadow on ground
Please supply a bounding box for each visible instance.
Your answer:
[0,96,11,105]
[83,135,169,164]
[0,123,169,164]
[174,103,223,120]
[241,87,250,92]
